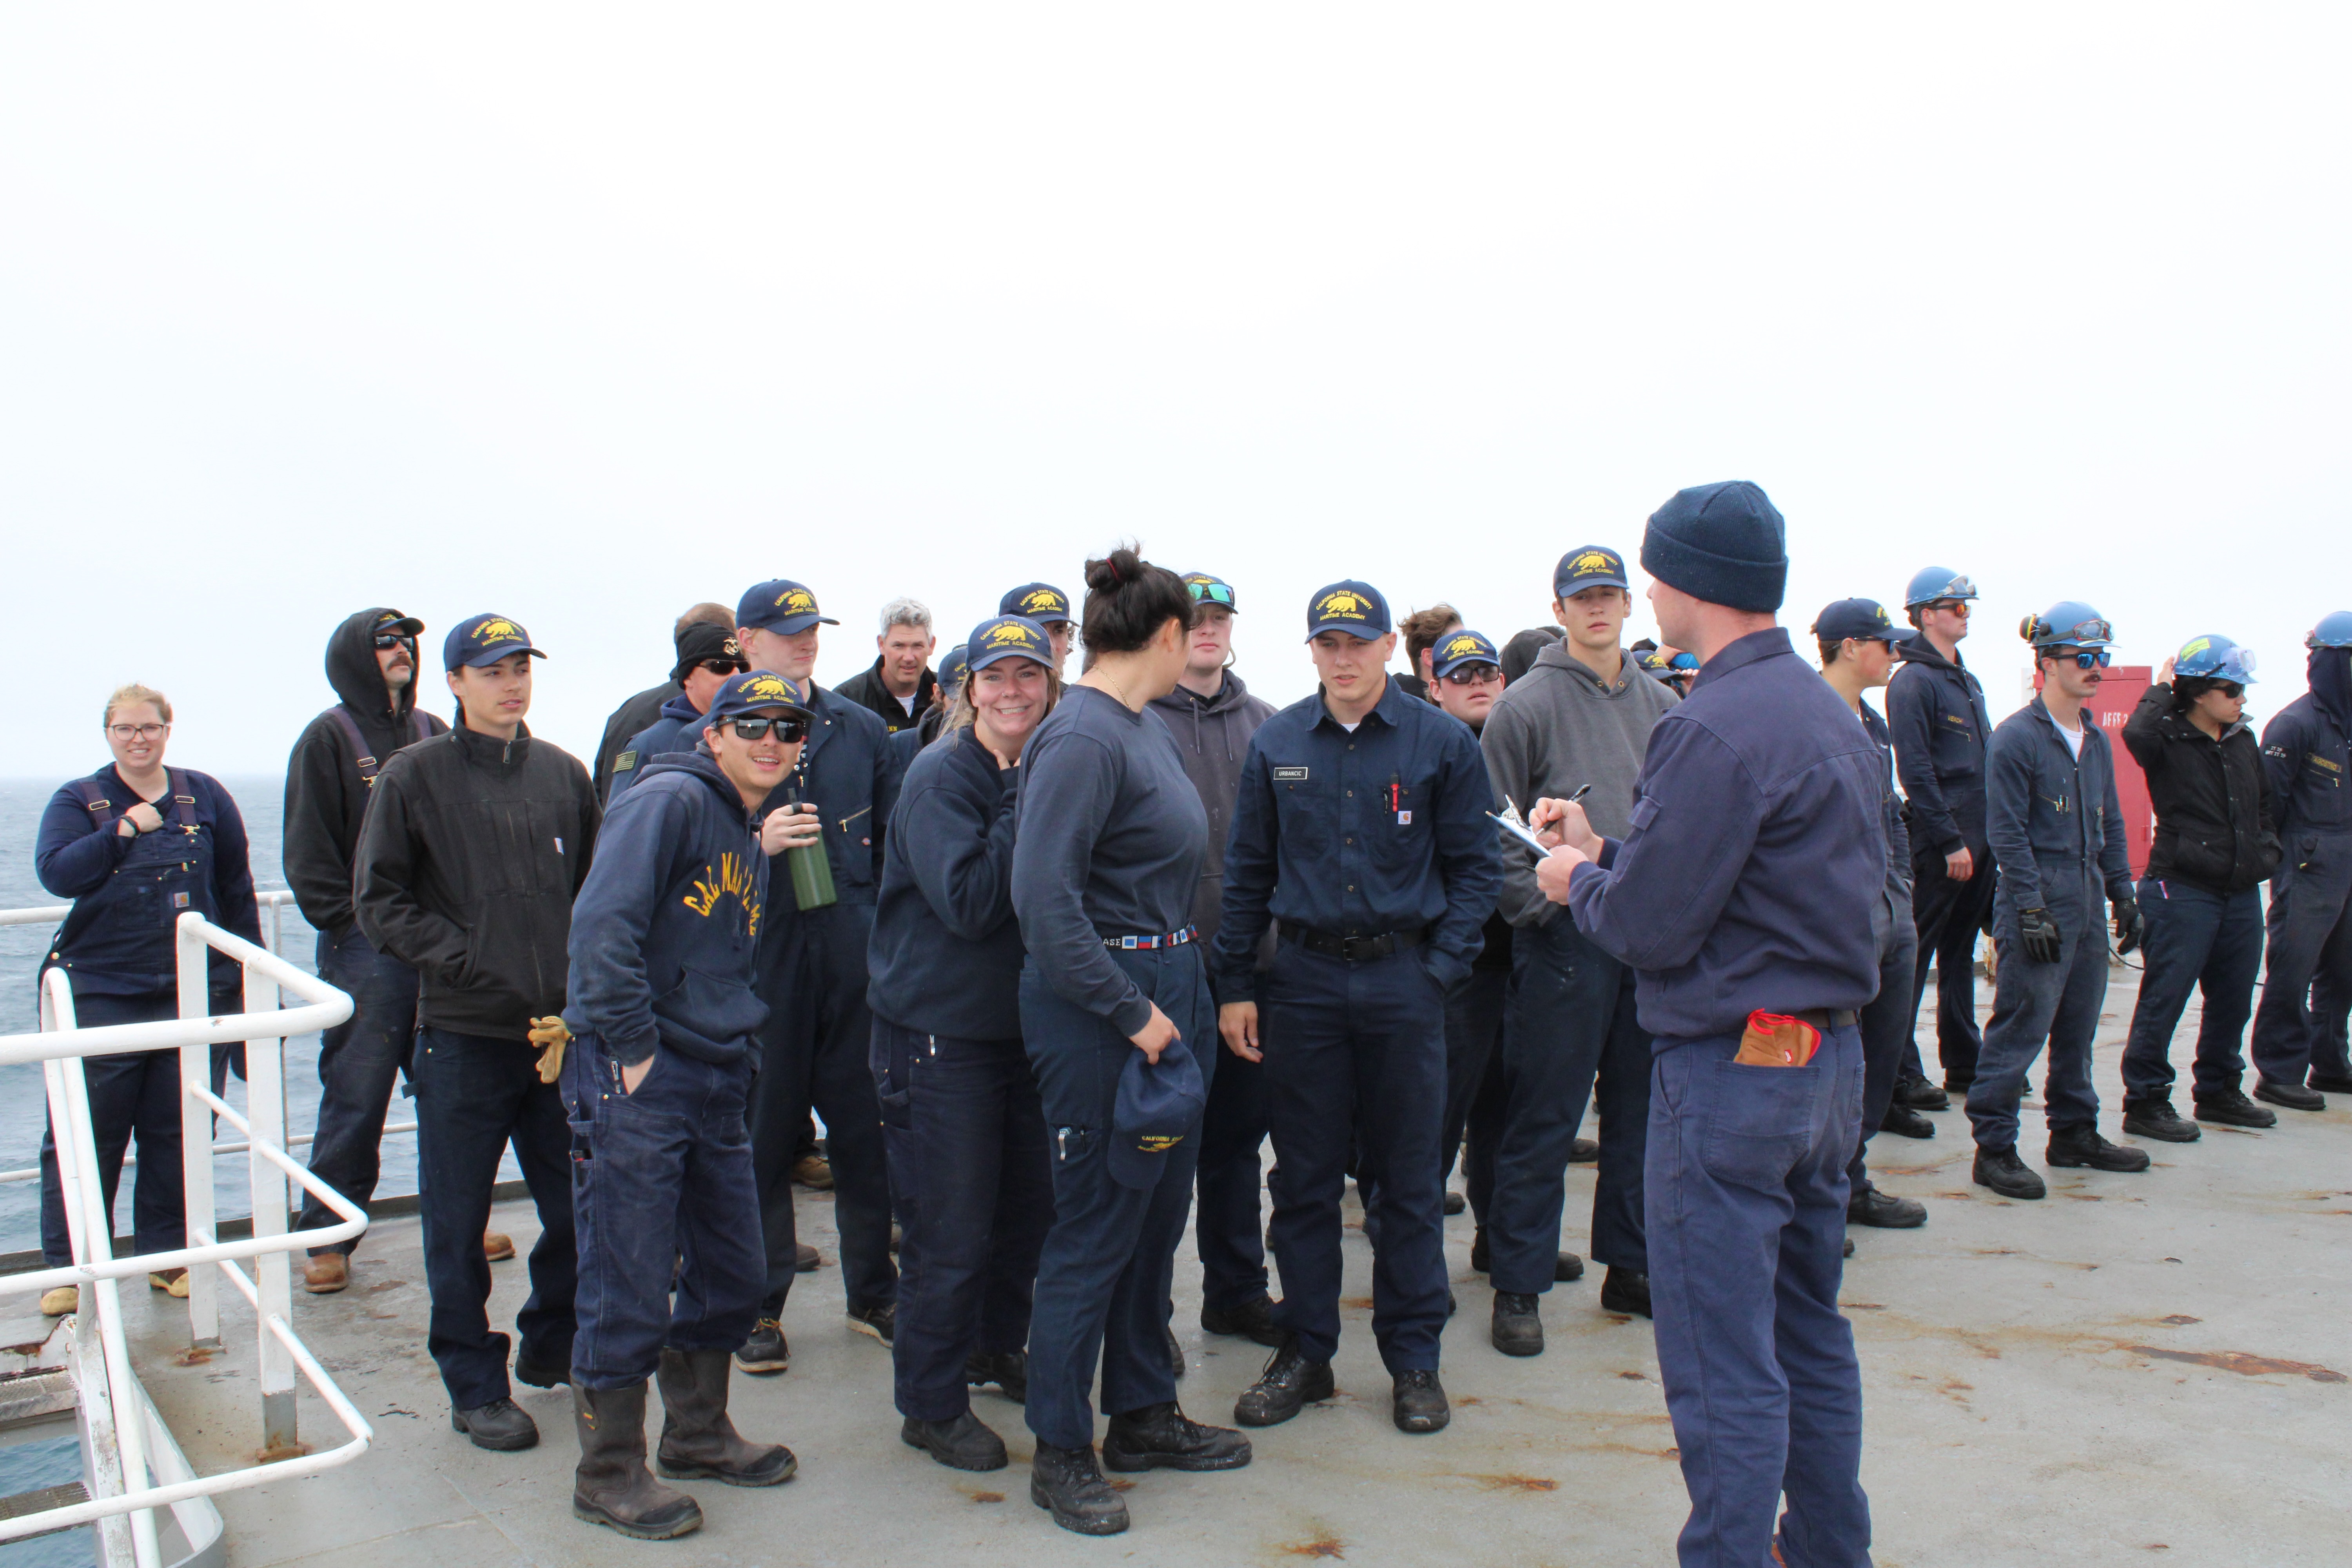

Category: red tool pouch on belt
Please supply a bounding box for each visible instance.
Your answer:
[1735,1011,1819,1067]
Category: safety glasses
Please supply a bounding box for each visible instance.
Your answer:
[1187,580,1235,606]
[726,716,808,742]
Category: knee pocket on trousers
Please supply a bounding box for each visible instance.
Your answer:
[1699,1062,1821,1190]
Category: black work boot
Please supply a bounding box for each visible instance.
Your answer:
[901,1409,1008,1472]
[1233,1339,1336,1427]
[1598,1267,1652,1319]
[452,1396,538,1451]
[573,1383,704,1540]
[1102,1401,1253,1472]
[965,1348,1028,1402]
[1553,1250,1585,1282]
[1972,1145,2047,1199]
[1894,1074,1949,1110]
[2193,1087,2278,1129]
[653,1347,796,1486]
[1470,1227,1490,1273]
[1490,1291,1543,1356]
[1391,1369,1450,1433]
[1880,1104,1936,1139]
[1847,1188,1927,1229]
[2045,1125,2151,1172]
[735,1316,789,1375]
[2254,1077,2326,1112]
[2309,1071,2352,1094]
[2122,1098,2200,1142]
[1200,1294,1284,1347]
[1568,1137,1600,1162]
[1030,1441,1128,1535]
[1165,1325,1187,1379]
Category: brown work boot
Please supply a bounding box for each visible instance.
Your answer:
[791,1152,834,1191]
[654,1348,796,1486]
[149,1268,190,1298]
[39,1286,79,1317]
[302,1252,350,1294]
[573,1383,703,1540]
[484,1231,516,1261]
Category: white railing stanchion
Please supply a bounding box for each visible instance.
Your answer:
[242,958,299,1455]
[176,916,221,1350]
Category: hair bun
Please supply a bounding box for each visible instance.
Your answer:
[1084,547,1143,596]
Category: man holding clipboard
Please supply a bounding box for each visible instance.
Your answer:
[1525,483,1885,1568]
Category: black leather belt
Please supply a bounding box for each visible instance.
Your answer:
[1283,925,1426,962]
[1792,1008,1858,1031]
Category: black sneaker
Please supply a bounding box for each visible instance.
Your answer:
[1846,1188,1927,1229]
[1554,1250,1585,1282]
[794,1243,821,1273]
[451,1396,538,1452]
[1443,1190,1467,1215]
[735,1318,789,1375]
[1972,1146,2046,1199]
[1102,1401,1252,1473]
[846,1302,897,1345]
[1030,1440,1127,1536]
[1598,1267,1651,1319]
[1880,1105,1937,1139]
[1233,1341,1336,1427]
[2193,1088,2278,1129]
[1391,1369,1449,1434]
[966,1349,1027,1402]
[1568,1138,1600,1163]
[1200,1294,1284,1348]
[1894,1074,1949,1110]
[902,1411,1009,1472]
[1490,1292,1543,1357]
[2254,1078,2326,1112]
[2122,1099,2201,1142]
[1470,1227,1490,1273]
[2045,1125,2151,1172]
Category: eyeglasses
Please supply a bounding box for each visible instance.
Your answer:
[2056,649,2113,670]
[1441,665,1503,687]
[1926,599,1972,616]
[726,716,808,742]
[372,633,417,651]
[699,658,749,677]
[1187,581,1235,606]
[108,723,168,741]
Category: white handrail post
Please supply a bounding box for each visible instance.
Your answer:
[176,914,220,1349]
[243,958,299,1455]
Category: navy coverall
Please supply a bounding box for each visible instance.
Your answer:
[749,682,900,1315]
[1967,699,2134,1151]
[1564,629,1884,1568]
[2250,686,2352,1088]
[1213,678,1501,1374]
[1887,635,1996,1090]
[561,751,769,1387]
[1851,702,1916,1200]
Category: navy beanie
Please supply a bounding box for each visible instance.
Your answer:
[1639,481,1788,613]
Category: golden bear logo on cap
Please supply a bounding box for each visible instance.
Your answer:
[775,588,818,613]
[1020,588,1065,615]
[741,673,795,702]
[985,621,1037,648]
[1570,550,1619,575]
[1318,589,1370,619]
[471,618,523,643]
[1444,633,1484,659]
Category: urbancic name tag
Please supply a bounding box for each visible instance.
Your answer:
[1272,766,1310,781]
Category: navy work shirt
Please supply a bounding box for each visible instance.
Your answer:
[2261,693,2352,840]
[1212,676,1502,1001]
[1565,629,1885,1042]
[1984,695,2134,915]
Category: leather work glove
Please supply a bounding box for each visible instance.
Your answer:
[527,1016,572,1084]
[2112,895,2144,956]
[2017,907,2063,965]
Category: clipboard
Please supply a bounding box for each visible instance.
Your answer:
[1488,812,1553,860]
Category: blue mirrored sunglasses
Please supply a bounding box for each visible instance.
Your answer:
[1188,580,1235,606]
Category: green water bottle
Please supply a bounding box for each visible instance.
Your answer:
[784,785,837,911]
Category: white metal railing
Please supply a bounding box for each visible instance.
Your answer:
[0,909,376,1567]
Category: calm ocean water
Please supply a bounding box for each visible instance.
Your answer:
[0,773,521,1258]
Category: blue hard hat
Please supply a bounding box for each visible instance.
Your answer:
[2307,611,2352,650]
[2021,601,2113,650]
[1904,567,1978,610]
[2174,635,2256,685]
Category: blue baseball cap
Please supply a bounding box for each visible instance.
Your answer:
[1107,1044,1208,1191]
[1812,598,1901,646]
[965,615,1054,671]
[1304,580,1391,642]
[443,613,545,671]
[702,669,813,728]
[1554,546,1630,597]
[737,580,840,635]
[1183,572,1238,612]
[938,644,970,691]
[1430,628,1501,679]
[999,583,1074,625]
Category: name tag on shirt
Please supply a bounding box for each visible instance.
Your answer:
[1273,767,1310,781]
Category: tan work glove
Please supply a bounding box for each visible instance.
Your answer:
[527,1016,572,1084]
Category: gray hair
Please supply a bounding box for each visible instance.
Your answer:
[879,596,933,634]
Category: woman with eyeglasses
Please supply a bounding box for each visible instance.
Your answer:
[2113,636,2281,1143]
[1010,547,1249,1535]
[867,615,1061,1476]
[32,683,261,1315]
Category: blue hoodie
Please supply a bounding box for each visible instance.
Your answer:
[606,691,705,801]
[563,749,769,1067]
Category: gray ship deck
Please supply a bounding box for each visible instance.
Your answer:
[10,967,2345,1567]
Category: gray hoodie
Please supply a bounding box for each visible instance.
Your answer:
[1479,641,1679,927]
[1148,669,1278,944]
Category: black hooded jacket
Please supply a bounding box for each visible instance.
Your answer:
[1886,632,1992,856]
[2124,682,2279,896]
[283,608,449,939]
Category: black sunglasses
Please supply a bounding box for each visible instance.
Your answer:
[1441,664,1503,686]
[726,716,807,742]
[372,632,417,651]
[699,658,749,677]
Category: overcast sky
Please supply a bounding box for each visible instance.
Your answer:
[4,5,2347,782]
